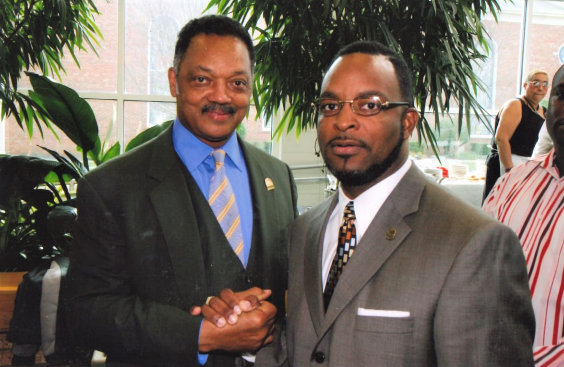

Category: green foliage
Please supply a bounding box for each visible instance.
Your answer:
[252,141,272,154]
[28,72,99,167]
[0,154,79,271]
[0,0,103,137]
[0,77,171,271]
[207,0,501,156]
[409,141,426,156]
[236,122,247,140]
[25,72,148,167]
[473,142,490,156]
[126,120,173,152]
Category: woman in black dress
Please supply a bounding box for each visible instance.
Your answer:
[482,69,549,202]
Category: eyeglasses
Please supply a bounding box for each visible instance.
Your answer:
[312,96,410,117]
[528,80,550,88]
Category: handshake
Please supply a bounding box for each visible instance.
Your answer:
[192,288,277,354]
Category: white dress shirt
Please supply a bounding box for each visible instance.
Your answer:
[531,121,553,158]
[322,159,412,288]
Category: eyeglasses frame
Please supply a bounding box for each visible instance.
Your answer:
[528,80,550,88]
[311,95,411,117]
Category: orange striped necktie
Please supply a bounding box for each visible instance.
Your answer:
[209,149,245,266]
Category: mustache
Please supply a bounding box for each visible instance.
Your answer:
[327,136,370,150]
[202,104,237,114]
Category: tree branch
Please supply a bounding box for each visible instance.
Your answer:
[4,0,40,45]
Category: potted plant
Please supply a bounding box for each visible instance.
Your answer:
[0,0,103,137]
[0,73,172,272]
[207,0,501,156]
[0,154,79,271]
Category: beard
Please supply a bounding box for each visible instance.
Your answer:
[325,124,405,187]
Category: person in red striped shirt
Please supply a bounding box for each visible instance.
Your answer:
[484,64,564,367]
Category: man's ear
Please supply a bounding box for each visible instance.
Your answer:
[168,67,178,98]
[402,108,419,139]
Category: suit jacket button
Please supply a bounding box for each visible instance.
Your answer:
[314,351,326,363]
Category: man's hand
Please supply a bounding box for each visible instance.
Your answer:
[191,287,271,327]
[198,298,277,353]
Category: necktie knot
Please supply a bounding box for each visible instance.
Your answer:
[212,149,226,166]
[343,201,356,223]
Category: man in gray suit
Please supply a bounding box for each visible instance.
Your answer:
[201,41,535,366]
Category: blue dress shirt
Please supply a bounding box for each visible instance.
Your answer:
[172,119,253,364]
[172,119,253,265]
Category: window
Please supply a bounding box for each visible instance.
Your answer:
[474,40,498,111]
[3,0,563,178]
[409,0,564,181]
[2,0,273,159]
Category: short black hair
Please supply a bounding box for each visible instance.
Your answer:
[173,15,255,74]
[336,41,413,105]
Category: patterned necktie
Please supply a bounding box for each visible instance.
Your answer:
[324,201,357,311]
[209,150,245,266]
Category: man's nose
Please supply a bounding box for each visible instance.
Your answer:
[208,83,232,104]
[334,102,360,131]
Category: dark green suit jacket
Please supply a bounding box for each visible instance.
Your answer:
[66,126,298,366]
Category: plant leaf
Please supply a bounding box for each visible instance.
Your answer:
[0,155,71,205]
[125,120,173,152]
[27,72,99,155]
[101,142,121,164]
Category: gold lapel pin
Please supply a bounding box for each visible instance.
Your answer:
[265,178,275,191]
[386,228,397,240]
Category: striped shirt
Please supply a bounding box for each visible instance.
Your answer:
[483,150,564,367]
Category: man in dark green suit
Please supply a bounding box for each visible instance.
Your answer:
[66,15,298,367]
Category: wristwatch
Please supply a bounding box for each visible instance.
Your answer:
[505,167,512,173]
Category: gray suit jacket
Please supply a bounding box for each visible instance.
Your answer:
[66,126,298,366]
[282,164,534,367]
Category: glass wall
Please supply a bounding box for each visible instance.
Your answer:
[1,0,272,161]
[410,0,564,181]
[2,0,563,175]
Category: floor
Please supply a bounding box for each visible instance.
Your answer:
[0,332,46,366]
[0,332,92,367]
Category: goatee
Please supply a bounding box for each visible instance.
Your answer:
[326,125,405,187]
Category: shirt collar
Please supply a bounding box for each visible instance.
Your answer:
[172,118,244,172]
[542,149,563,179]
[337,158,412,228]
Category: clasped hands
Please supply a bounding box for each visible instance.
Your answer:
[192,287,275,353]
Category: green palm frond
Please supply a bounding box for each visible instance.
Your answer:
[207,0,502,153]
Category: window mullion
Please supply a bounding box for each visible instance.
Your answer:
[117,0,126,152]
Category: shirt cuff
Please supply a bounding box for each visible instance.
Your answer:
[198,319,209,365]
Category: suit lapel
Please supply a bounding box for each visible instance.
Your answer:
[147,127,207,305]
[304,196,338,336]
[321,199,412,331]
[239,141,279,268]
[320,165,426,335]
